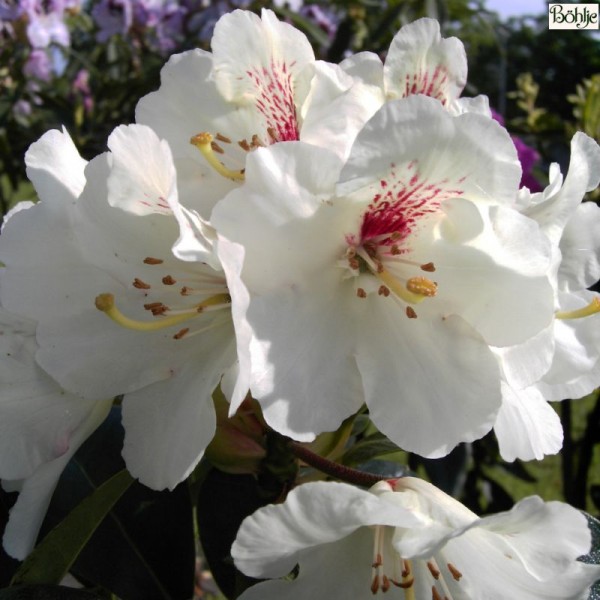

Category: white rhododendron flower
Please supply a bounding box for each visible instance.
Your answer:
[0,311,112,561]
[340,18,490,116]
[135,7,381,223]
[493,132,600,462]
[232,477,600,600]
[0,125,245,491]
[212,95,555,457]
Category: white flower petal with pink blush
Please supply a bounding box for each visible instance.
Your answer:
[340,18,489,116]
[135,9,380,224]
[212,96,555,457]
[0,126,243,490]
[0,310,111,560]
[232,477,600,600]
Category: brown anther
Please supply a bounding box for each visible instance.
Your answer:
[349,257,360,271]
[447,563,462,581]
[143,257,163,265]
[267,127,279,142]
[211,141,225,154]
[215,133,231,144]
[381,575,390,593]
[357,288,367,299]
[420,262,436,272]
[402,560,411,578]
[390,245,401,255]
[238,139,251,152]
[173,328,190,340]
[432,586,442,600]
[162,275,177,286]
[251,134,265,148]
[372,553,383,568]
[181,286,192,296]
[133,278,151,290]
[150,305,169,316]
[406,276,437,297]
[378,285,390,297]
[371,574,380,595]
[390,231,402,241]
[406,307,418,319]
[427,561,441,580]
[144,302,163,310]
[376,262,384,274]
[397,578,414,589]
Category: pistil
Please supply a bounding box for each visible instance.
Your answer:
[95,292,231,333]
[555,296,600,320]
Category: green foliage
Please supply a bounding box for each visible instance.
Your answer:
[11,470,133,587]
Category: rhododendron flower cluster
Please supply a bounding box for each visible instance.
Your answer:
[1,8,599,597]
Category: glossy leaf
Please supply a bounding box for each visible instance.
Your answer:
[36,408,195,600]
[11,470,133,586]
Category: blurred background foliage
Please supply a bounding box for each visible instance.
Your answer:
[1,0,600,598]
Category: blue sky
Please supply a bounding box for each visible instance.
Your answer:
[484,0,547,19]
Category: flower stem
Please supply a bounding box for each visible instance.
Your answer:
[290,442,386,487]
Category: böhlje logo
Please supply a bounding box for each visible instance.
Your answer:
[548,3,599,29]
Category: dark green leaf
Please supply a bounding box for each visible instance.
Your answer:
[341,435,402,466]
[0,585,107,600]
[11,470,133,586]
[197,468,283,600]
[37,408,196,600]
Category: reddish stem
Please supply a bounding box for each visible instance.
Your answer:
[290,442,385,487]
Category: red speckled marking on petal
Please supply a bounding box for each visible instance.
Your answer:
[360,160,465,247]
[245,59,299,142]
[403,66,449,104]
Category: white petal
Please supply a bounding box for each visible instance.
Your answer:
[559,201,600,292]
[121,324,235,490]
[300,61,382,161]
[357,305,500,458]
[235,529,376,600]
[493,326,555,390]
[525,132,600,245]
[474,496,592,579]
[0,311,100,479]
[338,96,521,206]
[2,399,111,560]
[107,124,176,216]
[494,382,562,462]
[383,18,467,104]
[232,481,420,579]
[211,9,314,141]
[339,51,384,90]
[24,126,87,203]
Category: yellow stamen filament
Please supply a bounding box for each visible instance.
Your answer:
[95,292,230,333]
[555,297,600,320]
[190,132,245,181]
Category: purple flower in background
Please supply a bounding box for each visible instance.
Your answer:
[301,4,338,39]
[72,68,94,113]
[24,0,70,48]
[134,0,186,53]
[92,0,133,42]
[24,48,52,80]
[492,109,543,192]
